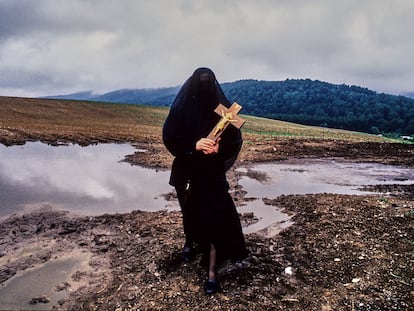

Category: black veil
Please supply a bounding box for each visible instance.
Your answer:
[163,67,238,155]
[163,67,242,185]
[170,68,231,138]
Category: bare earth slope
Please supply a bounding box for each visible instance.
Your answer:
[0,96,413,310]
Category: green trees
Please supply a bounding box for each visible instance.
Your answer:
[221,79,414,136]
[58,78,414,136]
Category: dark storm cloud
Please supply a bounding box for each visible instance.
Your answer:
[0,1,42,39]
[0,1,97,39]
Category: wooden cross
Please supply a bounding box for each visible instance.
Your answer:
[207,102,245,141]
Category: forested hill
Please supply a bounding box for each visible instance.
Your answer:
[221,79,414,136]
[45,79,414,136]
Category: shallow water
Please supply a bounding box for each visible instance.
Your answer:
[238,159,414,198]
[0,251,91,310]
[0,142,173,217]
[237,159,414,233]
[1,142,413,230]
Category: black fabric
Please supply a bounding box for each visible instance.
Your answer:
[163,67,243,186]
[163,67,248,264]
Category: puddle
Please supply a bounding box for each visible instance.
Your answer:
[236,158,414,233]
[0,142,174,217]
[1,143,413,235]
[238,200,291,234]
[238,159,414,198]
[0,251,91,310]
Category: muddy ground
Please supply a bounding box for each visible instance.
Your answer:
[1,133,413,309]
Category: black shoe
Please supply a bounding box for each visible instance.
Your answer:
[204,279,220,295]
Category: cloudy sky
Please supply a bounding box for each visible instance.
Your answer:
[1,0,413,97]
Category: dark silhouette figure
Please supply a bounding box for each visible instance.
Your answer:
[163,67,248,294]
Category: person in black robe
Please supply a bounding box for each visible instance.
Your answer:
[163,67,248,294]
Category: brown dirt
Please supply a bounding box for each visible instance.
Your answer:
[0,96,413,310]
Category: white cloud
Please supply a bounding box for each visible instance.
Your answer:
[0,0,413,97]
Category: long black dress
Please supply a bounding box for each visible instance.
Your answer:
[163,67,248,265]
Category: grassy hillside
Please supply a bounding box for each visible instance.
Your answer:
[0,96,167,144]
[0,96,393,146]
[45,79,414,136]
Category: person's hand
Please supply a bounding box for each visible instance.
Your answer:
[196,138,220,155]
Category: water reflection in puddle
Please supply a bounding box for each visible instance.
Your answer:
[238,200,291,234]
[0,251,91,310]
[237,159,414,233]
[0,142,174,217]
[238,159,414,198]
[1,143,413,233]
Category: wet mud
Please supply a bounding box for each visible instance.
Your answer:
[0,134,413,310]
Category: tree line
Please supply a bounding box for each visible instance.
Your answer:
[47,78,414,136]
[221,79,414,136]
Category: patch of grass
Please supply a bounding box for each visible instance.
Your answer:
[242,114,391,142]
[0,96,400,144]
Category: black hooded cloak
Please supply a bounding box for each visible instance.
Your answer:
[163,67,248,264]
